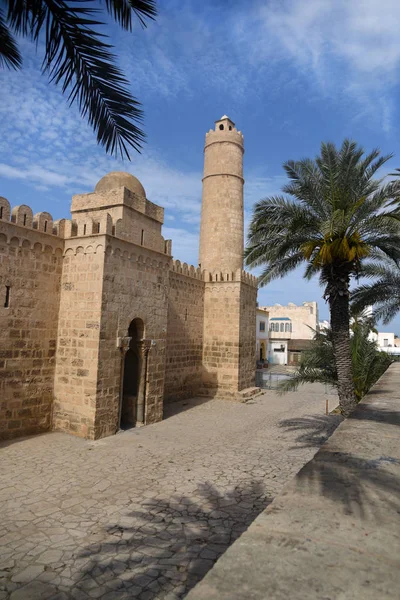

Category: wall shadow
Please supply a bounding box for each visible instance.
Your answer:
[163,396,216,420]
[73,480,272,599]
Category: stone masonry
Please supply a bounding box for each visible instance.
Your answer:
[0,116,258,441]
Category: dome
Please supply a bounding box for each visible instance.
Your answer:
[95,172,146,198]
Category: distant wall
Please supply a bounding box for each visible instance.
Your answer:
[164,261,205,402]
[0,199,63,440]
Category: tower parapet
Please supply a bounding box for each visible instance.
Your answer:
[199,116,244,274]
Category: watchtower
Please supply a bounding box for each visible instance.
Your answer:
[199,116,244,273]
[199,117,258,400]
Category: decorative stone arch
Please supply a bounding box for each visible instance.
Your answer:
[119,318,151,431]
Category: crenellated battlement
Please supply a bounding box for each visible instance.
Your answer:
[171,259,202,280]
[204,115,244,151]
[0,196,68,238]
[0,196,172,256]
[169,261,258,287]
[203,268,258,287]
[205,129,244,150]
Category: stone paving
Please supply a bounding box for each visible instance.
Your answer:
[0,385,341,600]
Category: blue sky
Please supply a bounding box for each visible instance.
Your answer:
[1,0,400,333]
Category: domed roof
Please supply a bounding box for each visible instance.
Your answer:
[95,172,146,198]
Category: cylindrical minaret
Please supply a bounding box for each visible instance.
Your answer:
[199,115,244,274]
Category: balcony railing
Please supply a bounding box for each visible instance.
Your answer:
[269,330,292,339]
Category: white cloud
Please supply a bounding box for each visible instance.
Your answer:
[0,163,69,187]
[246,0,400,132]
[163,226,200,267]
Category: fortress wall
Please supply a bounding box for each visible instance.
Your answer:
[95,240,170,438]
[202,281,242,397]
[53,238,105,439]
[164,260,205,402]
[201,270,258,398]
[238,282,258,390]
[0,203,63,440]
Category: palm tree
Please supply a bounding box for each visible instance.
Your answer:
[0,0,157,159]
[278,322,392,402]
[352,260,400,324]
[245,140,400,416]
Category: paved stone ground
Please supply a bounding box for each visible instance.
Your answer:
[0,385,341,600]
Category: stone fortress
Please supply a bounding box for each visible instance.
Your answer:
[0,116,258,440]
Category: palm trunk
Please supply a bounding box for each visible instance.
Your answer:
[328,280,357,417]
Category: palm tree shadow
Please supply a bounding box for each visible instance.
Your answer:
[279,414,344,449]
[295,449,400,520]
[350,402,400,426]
[280,412,400,520]
[73,480,272,599]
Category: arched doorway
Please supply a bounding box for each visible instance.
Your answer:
[121,319,144,429]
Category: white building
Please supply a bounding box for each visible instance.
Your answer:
[369,331,400,355]
[259,302,319,366]
[319,319,330,331]
[256,308,269,362]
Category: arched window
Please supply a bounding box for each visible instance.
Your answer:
[270,323,275,332]
[280,322,284,332]
[219,124,224,130]
[290,323,293,332]
[285,322,290,332]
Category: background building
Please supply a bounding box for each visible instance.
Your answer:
[259,302,319,365]
[369,331,400,356]
[256,308,269,362]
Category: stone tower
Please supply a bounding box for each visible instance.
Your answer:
[200,117,258,400]
[199,115,244,273]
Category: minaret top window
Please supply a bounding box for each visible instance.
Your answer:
[215,115,236,132]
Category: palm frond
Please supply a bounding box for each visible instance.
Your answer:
[6,0,148,158]
[351,261,400,324]
[278,325,391,400]
[103,0,156,30]
[0,8,22,69]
